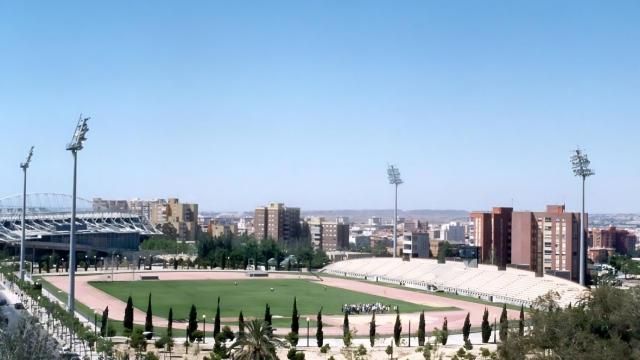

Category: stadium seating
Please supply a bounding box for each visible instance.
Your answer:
[322,258,586,307]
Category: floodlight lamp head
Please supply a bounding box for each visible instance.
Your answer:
[66,115,90,151]
[571,148,595,178]
[387,165,403,185]
[20,146,34,169]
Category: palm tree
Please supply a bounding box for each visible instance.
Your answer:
[230,319,283,360]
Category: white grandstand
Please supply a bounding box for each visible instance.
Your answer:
[322,257,587,307]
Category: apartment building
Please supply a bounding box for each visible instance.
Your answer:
[470,207,513,269]
[307,217,349,251]
[150,198,198,242]
[92,198,130,212]
[402,231,430,258]
[512,205,581,281]
[254,202,301,245]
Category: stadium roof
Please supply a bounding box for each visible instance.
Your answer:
[0,193,159,247]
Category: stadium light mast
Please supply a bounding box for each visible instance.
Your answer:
[66,115,89,315]
[19,146,34,281]
[387,165,403,258]
[571,148,594,286]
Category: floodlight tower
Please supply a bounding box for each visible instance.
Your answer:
[387,165,403,258]
[19,146,34,281]
[571,148,594,286]
[66,115,89,314]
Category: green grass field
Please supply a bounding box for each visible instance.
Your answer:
[90,279,455,325]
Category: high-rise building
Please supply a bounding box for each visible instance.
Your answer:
[254,202,301,245]
[306,217,348,251]
[441,221,465,243]
[512,205,581,281]
[128,198,154,220]
[150,198,198,242]
[470,207,513,269]
[208,219,238,238]
[590,226,637,258]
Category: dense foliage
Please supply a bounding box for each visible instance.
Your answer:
[499,286,640,359]
[196,233,329,270]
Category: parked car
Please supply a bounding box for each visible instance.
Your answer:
[0,299,7,306]
[13,303,24,310]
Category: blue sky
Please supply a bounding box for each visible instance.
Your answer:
[1,1,638,213]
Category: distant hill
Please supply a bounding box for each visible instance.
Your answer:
[301,209,469,224]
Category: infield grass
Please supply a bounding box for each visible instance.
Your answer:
[89,279,455,325]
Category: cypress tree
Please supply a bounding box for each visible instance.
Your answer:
[167,307,173,337]
[343,312,349,338]
[481,307,491,343]
[124,296,134,333]
[145,293,153,339]
[264,304,272,327]
[316,308,323,347]
[499,303,508,341]
[393,312,402,346]
[238,311,245,336]
[214,296,221,337]
[369,312,376,347]
[188,304,198,342]
[417,311,425,346]
[291,297,299,334]
[518,304,525,336]
[462,312,471,342]
[100,306,109,337]
[441,317,448,345]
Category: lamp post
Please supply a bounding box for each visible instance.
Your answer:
[94,311,97,337]
[19,147,34,281]
[571,148,594,286]
[66,115,89,315]
[387,165,403,258]
[202,314,206,343]
[306,317,310,347]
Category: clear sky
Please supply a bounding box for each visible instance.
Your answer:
[1,1,638,213]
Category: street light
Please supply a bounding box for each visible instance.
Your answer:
[19,146,34,281]
[387,165,403,258]
[571,148,594,286]
[202,314,206,343]
[66,114,89,315]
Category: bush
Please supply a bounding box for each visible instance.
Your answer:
[356,344,367,355]
[144,352,159,360]
[221,325,235,341]
[294,352,305,360]
[320,344,330,354]
[192,330,204,342]
[154,337,167,349]
[464,338,473,350]
[287,348,297,359]
[286,331,299,347]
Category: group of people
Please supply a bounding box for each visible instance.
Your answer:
[341,302,393,315]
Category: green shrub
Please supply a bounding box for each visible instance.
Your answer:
[144,352,159,360]
[356,344,367,355]
[320,344,330,353]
